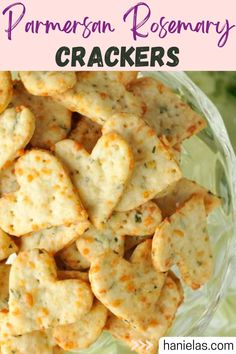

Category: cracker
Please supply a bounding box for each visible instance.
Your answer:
[106,314,157,354]
[0,150,88,236]
[171,145,181,164]
[160,136,182,164]
[108,201,162,236]
[53,72,144,125]
[12,81,71,149]
[0,229,18,261]
[0,72,12,114]
[125,236,152,252]
[69,116,102,153]
[106,272,183,353]
[103,113,182,211]
[19,222,89,254]
[107,71,138,86]
[128,77,206,146]
[55,134,134,228]
[0,329,56,354]
[57,270,89,282]
[57,242,90,270]
[0,162,19,197]
[0,265,10,312]
[89,242,166,331]
[130,239,155,264]
[20,71,76,96]
[53,300,107,351]
[0,107,35,170]
[152,195,213,289]
[76,225,125,263]
[155,177,221,217]
[8,249,93,335]
[0,317,62,354]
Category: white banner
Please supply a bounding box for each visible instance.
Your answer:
[159,337,236,354]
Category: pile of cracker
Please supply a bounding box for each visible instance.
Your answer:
[0,71,220,354]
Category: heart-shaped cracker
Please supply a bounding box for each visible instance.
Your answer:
[0,317,62,354]
[52,300,107,351]
[106,271,183,354]
[0,162,19,197]
[8,249,93,335]
[0,107,35,170]
[108,201,162,236]
[130,243,183,335]
[57,242,90,271]
[20,71,76,96]
[0,322,57,354]
[76,225,125,263]
[55,133,134,228]
[152,195,213,289]
[0,150,88,236]
[155,177,221,217]
[12,81,72,149]
[70,116,102,154]
[19,221,89,255]
[89,241,166,331]
[0,265,10,312]
[106,314,157,354]
[0,229,18,262]
[53,72,144,125]
[128,77,206,146]
[103,113,182,211]
[0,268,89,317]
[0,72,12,114]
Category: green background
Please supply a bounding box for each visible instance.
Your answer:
[188,72,236,152]
[187,72,236,335]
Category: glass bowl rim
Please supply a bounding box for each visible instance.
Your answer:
[141,71,236,336]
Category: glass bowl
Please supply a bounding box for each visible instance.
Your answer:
[69,71,236,354]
